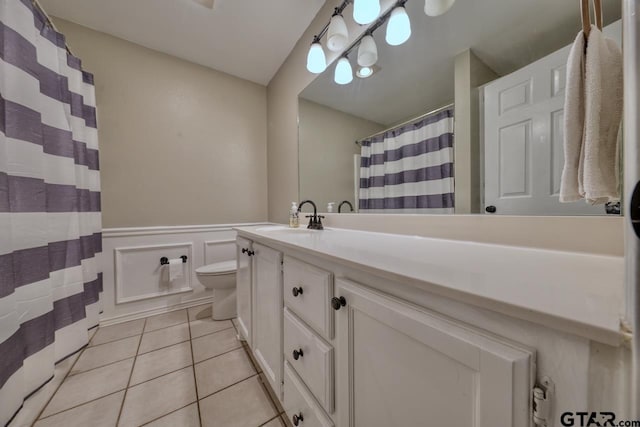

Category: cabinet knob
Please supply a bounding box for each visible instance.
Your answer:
[292,286,303,297]
[241,248,248,254]
[292,348,304,360]
[292,413,304,426]
[485,205,497,214]
[246,250,255,256]
[331,296,346,311]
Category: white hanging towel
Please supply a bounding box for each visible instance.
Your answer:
[560,27,623,204]
[582,27,623,204]
[559,31,586,202]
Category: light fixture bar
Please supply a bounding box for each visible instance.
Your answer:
[341,0,408,59]
[312,0,352,44]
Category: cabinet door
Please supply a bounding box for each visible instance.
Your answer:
[236,237,253,346]
[335,279,534,427]
[252,243,284,398]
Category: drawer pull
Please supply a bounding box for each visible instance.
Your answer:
[292,413,304,426]
[331,296,346,310]
[292,348,304,360]
[292,286,304,297]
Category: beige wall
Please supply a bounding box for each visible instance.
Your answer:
[55,18,268,228]
[454,50,498,214]
[298,99,384,211]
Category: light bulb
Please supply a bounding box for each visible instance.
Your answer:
[424,0,455,16]
[327,13,349,52]
[356,66,373,78]
[385,6,411,46]
[353,0,380,25]
[357,35,378,67]
[306,42,326,74]
[334,57,353,85]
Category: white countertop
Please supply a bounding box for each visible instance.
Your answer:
[235,225,626,345]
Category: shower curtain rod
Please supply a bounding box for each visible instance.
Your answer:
[31,0,75,56]
[355,102,454,146]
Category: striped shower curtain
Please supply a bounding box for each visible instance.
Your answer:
[359,107,455,213]
[0,0,103,424]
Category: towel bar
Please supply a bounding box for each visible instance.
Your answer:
[160,255,188,265]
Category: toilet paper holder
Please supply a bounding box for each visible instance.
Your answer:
[160,255,188,265]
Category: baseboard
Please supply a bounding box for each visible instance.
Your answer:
[99,296,213,327]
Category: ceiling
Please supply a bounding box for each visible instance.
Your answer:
[301,0,621,126]
[39,0,326,85]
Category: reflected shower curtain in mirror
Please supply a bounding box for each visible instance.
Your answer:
[359,107,455,213]
[0,0,102,424]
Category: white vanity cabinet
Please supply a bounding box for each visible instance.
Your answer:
[251,242,284,399]
[236,237,253,345]
[334,278,535,427]
[235,226,627,427]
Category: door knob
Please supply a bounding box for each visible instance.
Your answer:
[292,413,304,426]
[292,286,303,297]
[331,296,346,310]
[292,348,304,360]
[485,205,497,213]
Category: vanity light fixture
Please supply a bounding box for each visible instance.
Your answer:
[335,56,354,85]
[424,0,456,16]
[386,2,411,46]
[353,0,381,25]
[357,34,378,67]
[306,38,327,74]
[327,9,349,52]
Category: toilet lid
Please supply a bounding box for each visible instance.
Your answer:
[196,260,237,276]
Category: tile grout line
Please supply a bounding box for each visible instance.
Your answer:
[66,355,137,380]
[36,389,126,422]
[186,310,204,427]
[115,317,146,426]
[232,321,284,425]
[258,414,283,427]
[31,336,92,424]
[234,319,283,421]
[196,373,260,403]
[138,401,196,427]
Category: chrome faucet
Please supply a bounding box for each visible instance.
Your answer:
[298,200,324,230]
[338,200,354,213]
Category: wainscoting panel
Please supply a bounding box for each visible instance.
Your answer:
[101,222,268,325]
[204,239,236,265]
[115,242,193,304]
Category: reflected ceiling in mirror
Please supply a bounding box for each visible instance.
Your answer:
[298,0,622,216]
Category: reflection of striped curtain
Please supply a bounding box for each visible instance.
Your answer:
[359,108,455,214]
[0,0,102,424]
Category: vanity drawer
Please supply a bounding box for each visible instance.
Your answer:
[284,362,334,427]
[283,256,334,339]
[284,308,334,413]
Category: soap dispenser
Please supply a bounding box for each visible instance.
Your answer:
[289,202,299,228]
[327,202,335,213]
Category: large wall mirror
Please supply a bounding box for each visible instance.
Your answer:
[298,0,622,215]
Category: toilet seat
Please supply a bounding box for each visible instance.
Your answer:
[196,260,237,276]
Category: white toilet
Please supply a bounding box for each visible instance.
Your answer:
[195,260,237,320]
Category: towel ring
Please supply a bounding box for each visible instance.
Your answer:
[581,0,603,40]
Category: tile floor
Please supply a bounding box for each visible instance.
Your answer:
[33,305,292,427]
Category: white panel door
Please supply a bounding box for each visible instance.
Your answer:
[252,243,284,398]
[335,278,534,427]
[483,21,621,215]
[236,237,253,346]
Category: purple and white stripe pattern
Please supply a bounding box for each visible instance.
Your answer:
[359,108,455,214]
[0,0,102,424]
